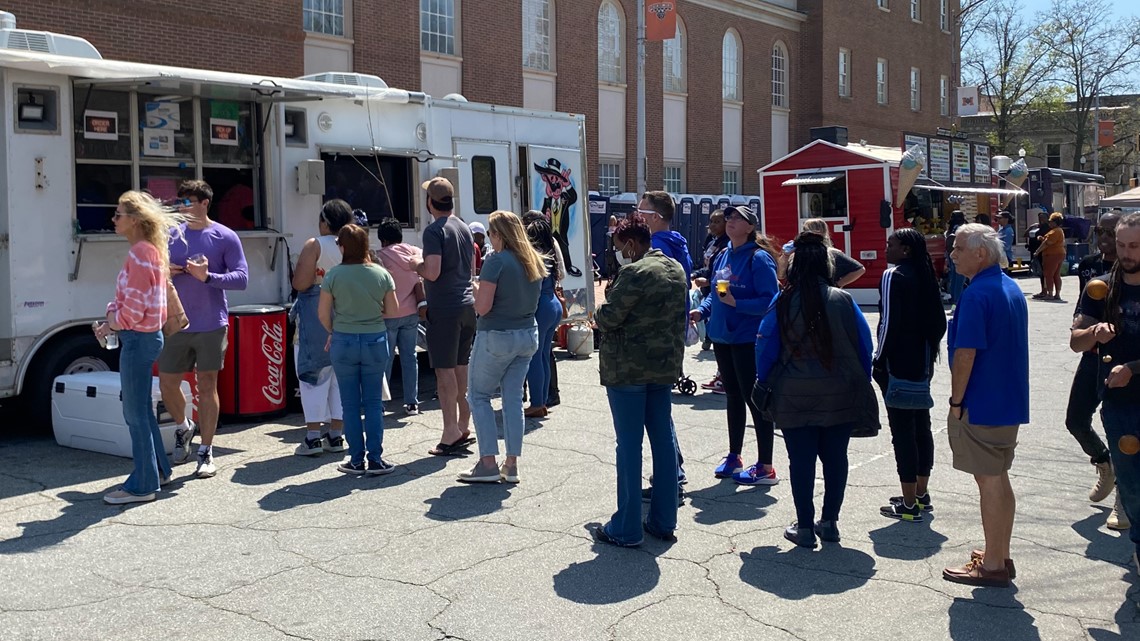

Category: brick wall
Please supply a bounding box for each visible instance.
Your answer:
[353,0,418,90]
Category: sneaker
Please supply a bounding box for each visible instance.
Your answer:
[1089,461,1115,503]
[337,460,366,476]
[1107,492,1132,531]
[641,485,684,503]
[294,436,324,457]
[324,435,348,453]
[881,500,924,522]
[714,454,744,479]
[172,422,196,464]
[784,523,817,549]
[499,462,520,484]
[733,464,779,486]
[709,380,726,395]
[814,519,841,543]
[890,493,934,512]
[194,451,216,478]
[643,521,678,543]
[457,461,501,483]
[404,404,420,416]
[677,467,688,485]
[366,459,395,476]
[700,375,722,390]
[103,490,155,505]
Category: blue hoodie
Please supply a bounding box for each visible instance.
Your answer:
[651,230,693,287]
[697,241,779,345]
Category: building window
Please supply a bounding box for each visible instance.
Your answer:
[877,0,888,9]
[723,168,740,195]
[940,0,949,31]
[876,58,888,105]
[523,0,552,71]
[1046,143,1062,169]
[471,156,498,214]
[940,75,949,116]
[722,31,741,101]
[772,42,787,108]
[910,0,921,22]
[598,161,622,195]
[598,1,624,83]
[303,0,345,37]
[838,49,851,97]
[421,0,457,56]
[664,165,683,193]
[663,20,686,93]
[910,67,921,111]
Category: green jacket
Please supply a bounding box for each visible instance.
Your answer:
[596,249,687,386]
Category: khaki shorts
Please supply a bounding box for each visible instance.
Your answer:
[947,409,1019,476]
[158,327,229,373]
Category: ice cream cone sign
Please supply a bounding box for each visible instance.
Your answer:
[895,144,927,207]
[1002,159,1028,207]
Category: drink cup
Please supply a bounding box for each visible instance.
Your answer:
[188,253,207,268]
[105,332,119,350]
[92,321,107,349]
[716,280,730,296]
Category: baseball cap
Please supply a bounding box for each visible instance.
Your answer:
[421,177,455,204]
[724,205,758,225]
[469,221,486,234]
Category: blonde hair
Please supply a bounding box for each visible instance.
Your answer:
[117,191,185,273]
[801,218,833,246]
[488,210,547,282]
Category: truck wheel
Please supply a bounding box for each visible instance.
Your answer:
[21,332,118,430]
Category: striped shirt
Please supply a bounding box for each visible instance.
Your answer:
[107,241,167,332]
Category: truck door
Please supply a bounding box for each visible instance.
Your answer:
[453,141,512,226]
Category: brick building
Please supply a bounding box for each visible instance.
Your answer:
[6,0,958,194]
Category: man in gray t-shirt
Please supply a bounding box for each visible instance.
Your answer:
[409,177,477,454]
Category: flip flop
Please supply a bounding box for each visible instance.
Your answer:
[428,440,472,457]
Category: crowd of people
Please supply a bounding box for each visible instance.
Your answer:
[95,179,1140,590]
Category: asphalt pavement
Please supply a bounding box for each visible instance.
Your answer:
[0,274,1136,641]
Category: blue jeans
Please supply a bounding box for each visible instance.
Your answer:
[119,330,168,496]
[468,327,539,457]
[330,331,389,465]
[783,423,853,529]
[605,384,678,545]
[1102,402,1140,556]
[526,293,562,407]
[385,313,420,406]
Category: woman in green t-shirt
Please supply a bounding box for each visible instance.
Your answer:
[319,224,398,476]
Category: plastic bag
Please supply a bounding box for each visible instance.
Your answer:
[684,322,700,347]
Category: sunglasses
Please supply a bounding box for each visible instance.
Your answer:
[635,208,664,219]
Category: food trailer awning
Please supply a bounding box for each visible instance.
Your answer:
[911,181,1026,196]
[781,173,843,187]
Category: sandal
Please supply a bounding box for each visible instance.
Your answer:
[1031,293,1049,300]
[428,439,472,457]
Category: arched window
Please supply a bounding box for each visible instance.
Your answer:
[722,30,741,101]
[663,18,686,93]
[523,0,553,71]
[597,1,624,83]
[772,42,788,108]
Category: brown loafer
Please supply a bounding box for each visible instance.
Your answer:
[524,406,548,418]
[970,549,1016,579]
[943,558,1011,587]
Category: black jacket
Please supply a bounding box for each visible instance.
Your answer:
[873,261,947,384]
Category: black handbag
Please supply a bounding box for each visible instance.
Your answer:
[751,379,775,422]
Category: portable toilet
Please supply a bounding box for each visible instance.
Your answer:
[716,195,732,211]
[747,195,763,230]
[609,192,638,217]
[588,192,612,277]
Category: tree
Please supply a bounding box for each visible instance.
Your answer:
[1040,0,1140,170]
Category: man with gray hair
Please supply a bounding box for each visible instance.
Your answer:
[942,223,1029,588]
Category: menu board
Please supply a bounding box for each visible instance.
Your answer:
[952,141,972,183]
[929,138,951,182]
[973,144,990,184]
[903,133,930,179]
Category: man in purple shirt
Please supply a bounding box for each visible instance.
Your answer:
[160,180,249,479]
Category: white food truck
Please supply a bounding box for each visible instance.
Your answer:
[0,16,592,426]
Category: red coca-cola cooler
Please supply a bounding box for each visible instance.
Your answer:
[219,304,288,420]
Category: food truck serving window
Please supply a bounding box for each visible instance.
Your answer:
[74,86,263,233]
[321,152,415,227]
[797,174,847,219]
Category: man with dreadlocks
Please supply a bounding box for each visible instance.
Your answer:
[1070,212,1140,577]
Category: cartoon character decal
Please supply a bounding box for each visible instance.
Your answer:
[534,158,583,278]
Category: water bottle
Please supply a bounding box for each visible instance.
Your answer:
[105,332,119,350]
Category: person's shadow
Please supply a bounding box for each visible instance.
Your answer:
[423,483,512,522]
[685,482,776,526]
[868,520,949,561]
[738,544,876,599]
[1086,565,1140,640]
[552,524,663,604]
[948,587,1041,641]
[257,453,451,512]
[1072,507,1135,563]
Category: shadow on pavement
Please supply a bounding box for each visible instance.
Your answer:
[423,482,512,522]
[1087,567,1140,640]
[552,525,663,604]
[867,520,949,560]
[738,544,876,599]
[257,453,452,511]
[1072,507,1136,563]
[947,587,1040,641]
[686,482,776,526]
[0,487,121,554]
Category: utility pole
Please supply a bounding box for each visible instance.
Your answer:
[1093,91,1101,176]
[636,0,646,196]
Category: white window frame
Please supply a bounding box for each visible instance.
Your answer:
[940,75,949,116]
[910,67,921,111]
[598,160,623,196]
[722,30,741,102]
[597,1,624,84]
[523,0,553,72]
[722,168,740,195]
[420,0,459,57]
[838,48,851,98]
[877,58,888,105]
[940,0,949,31]
[663,165,684,193]
[303,0,347,37]
[877,0,889,10]
[910,0,921,22]
[772,41,788,109]
[663,19,687,93]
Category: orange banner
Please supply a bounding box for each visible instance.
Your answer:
[645,2,677,41]
[1098,120,1115,148]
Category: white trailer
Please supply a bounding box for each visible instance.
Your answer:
[0,20,591,427]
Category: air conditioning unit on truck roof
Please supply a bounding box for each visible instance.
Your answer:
[297,72,388,89]
[0,11,102,59]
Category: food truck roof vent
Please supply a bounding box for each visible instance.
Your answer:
[0,11,103,59]
[297,72,388,89]
[810,126,848,147]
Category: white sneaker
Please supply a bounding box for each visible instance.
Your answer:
[1089,461,1115,503]
[172,421,196,464]
[294,435,324,456]
[104,490,155,505]
[1107,491,1131,531]
[195,451,217,479]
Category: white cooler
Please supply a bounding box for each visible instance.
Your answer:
[52,371,193,459]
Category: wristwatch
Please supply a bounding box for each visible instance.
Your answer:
[204,273,212,284]
[949,398,963,408]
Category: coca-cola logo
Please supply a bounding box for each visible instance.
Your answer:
[261,320,285,405]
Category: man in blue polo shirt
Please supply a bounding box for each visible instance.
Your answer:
[942,223,1030,588]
